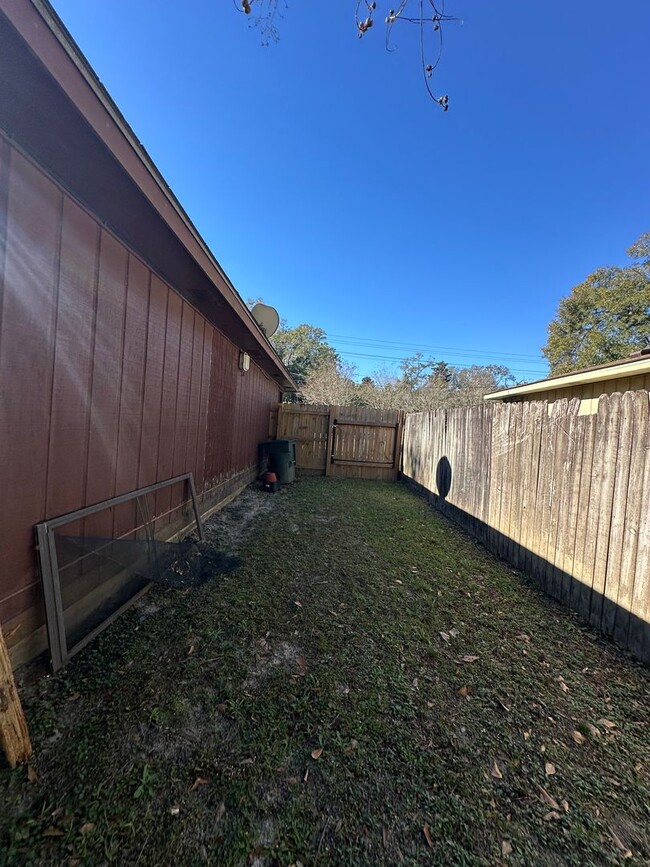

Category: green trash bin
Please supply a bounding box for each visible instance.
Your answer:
[259,439,297,484]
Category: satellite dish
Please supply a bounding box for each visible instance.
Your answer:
[251,303,280,338]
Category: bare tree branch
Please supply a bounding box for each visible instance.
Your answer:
[237,1,460,106]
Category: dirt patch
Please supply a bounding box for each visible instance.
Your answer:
[201,484,284,555]
[244,639,306,691]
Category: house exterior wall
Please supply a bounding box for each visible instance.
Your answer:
[502,373,650,415]
[0,136,280,667]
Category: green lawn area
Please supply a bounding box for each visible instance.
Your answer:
[2,477,649,865]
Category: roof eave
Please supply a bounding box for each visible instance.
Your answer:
[484,357,650,401]
[6,0,296,391]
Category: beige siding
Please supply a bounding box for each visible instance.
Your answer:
[505,372,648,415]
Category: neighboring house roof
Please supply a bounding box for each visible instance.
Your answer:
[0,0,297,391]
[484,349,650,401]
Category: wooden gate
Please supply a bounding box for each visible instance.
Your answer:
[271,404,404,481]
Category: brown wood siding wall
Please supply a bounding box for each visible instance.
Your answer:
[0,136,280,663]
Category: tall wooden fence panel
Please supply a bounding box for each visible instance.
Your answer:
[402,393,650,664]
[272,405,404,481]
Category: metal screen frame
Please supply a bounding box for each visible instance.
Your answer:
[34,473,203,671]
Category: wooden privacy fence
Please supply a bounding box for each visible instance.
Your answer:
[270,404,405,481]
[402,392,650,664]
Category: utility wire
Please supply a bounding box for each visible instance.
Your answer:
[336,350,545,377]
[328,333,546,363]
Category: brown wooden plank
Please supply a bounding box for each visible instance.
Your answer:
[547,399,573,599]
[529,402,551,587]
[0,149,62,623]
[614,392,649,651]
[503,402,523,568]
[331,459,395,468]
[557,401,586,605]
[84,231,128,539]
[335,419,397,429]
[590,394,621,630]
[519,401,543,577]
[324,406,337,476]
[46,196,99,531]
[601,392,634,637]
[479,404,494,545]
[492,403,512,560]
[569,413,597,619]
[0,623,31,767]
[627,392,650,662]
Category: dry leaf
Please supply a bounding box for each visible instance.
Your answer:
[42,826,65,837]
[491,760,503,779]
[608,827,632,858]
[496,698,511,712]
[538,786,560,811]
[449,628,460,637]
[459,655,479,664]
[439,631,450,642]
[295,656,307,675]
[382,826,388,848]
[216,802,226,822]
[190,777,208,791]
[561,800,570,813]
[587,723,601,737]
[545,762,556,776]
[502,840,513,856]
[557,676,569,693]
[303,768,309,782]
[187,644,195,656]
[598,718,616,730]
[344,739,359,755]
[423,822,433,849]
[458,686,470,698]
[79,822,95,835]
[523,729,531,741]
[571,730,586,746]
[311,747,323,760]
[27,765,38,783]
[294,600,303,608]
[543,811,561,821]
[395,580,403,585]
[170,805,180,816]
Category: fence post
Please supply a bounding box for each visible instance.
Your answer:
[325,406,338,476]
[0,624,32,768]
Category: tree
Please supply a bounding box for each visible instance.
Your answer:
[448,364,515,405]
[299,353,516,411]
[542,233,650,375]
[301,361,360,405]
[272,323,339,386]
[238,1,458,107]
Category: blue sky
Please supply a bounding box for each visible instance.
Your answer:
[51,1,650,382]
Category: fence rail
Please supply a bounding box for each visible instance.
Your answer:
[402,392,650,664]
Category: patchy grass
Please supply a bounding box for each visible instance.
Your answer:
[1,477,649,865]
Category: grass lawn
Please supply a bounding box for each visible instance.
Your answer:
[1,477,649,865]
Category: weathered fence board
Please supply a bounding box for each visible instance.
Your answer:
[402,391,650,664]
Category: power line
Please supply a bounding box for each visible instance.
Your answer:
[336,350,544,377]
[328,332,546,363]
